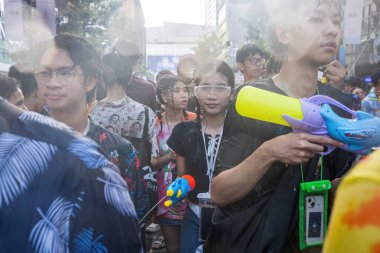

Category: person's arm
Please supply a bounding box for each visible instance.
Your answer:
[176,154,186,177]
[211,133,343,207]
[151,151,176,170]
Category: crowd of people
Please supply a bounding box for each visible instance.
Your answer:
[0,0,379,253]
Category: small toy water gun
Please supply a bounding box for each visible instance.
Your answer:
[235,86,380,155]
[164,175,196,207]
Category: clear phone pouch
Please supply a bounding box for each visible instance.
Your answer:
[299,180,331,250]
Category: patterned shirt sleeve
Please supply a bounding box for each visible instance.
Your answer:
[147,108,159,158]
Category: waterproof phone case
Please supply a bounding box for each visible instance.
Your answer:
[299,180,331,250]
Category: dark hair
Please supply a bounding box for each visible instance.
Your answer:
[8,65,37,98]
[344,75,361,88]
[156,75,185,104]
[156,70,175,83]
[194,60,235,90]
[101,52,134,91]
[0,74,21,100]
[371,68,380,87]
[193,60,235,135]
[156,75,189,133]
[236,43,265,64]
[42,33,101,103]
[266,0,343,62]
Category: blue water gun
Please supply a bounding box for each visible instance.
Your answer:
[164,175,196,207]
[235,86,380,155]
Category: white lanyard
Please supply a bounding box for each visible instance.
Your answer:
[201,120,223,192]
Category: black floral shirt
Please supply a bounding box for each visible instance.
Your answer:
[87,119,140,205]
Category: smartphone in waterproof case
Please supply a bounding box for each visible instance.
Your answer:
[299,180,330,250]
[305,195,324,245]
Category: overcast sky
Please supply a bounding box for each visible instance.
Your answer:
[140,0,206,27]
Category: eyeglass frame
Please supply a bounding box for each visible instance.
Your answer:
[194,84,232,98]
[34,65,83,86]
[246,57,266,66]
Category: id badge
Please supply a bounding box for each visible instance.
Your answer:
[197,192,215,242]
[299,180,331,250]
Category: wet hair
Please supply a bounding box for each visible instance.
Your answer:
[0,74,21,100]
[8,65,37,99]
[42,33,101,103]
[101,51,134,91]
[265,0,343,61]
[236,43,265,64]
[371,69,380,87]
[156,75,189,133]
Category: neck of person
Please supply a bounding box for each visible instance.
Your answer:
[276,60,319,98]
[50,104,89,134]
[202,111,226,137]
[104,85,126,102]
[164,106,184,125]
[244,74,260,84]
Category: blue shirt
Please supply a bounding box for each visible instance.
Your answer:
[361,88,380,117]
[0,98,142,253]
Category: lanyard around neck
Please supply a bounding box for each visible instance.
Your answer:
[201,120,223,192]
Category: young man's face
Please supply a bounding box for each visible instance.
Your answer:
[36,47,95,113]
[8,87,27,110]
[238,53,265,82]
[286,2,341,65]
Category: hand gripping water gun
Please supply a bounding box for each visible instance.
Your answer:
[235,86,380,155]
[164,175,196,207]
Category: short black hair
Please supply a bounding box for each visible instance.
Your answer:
[371,68,380,87]
[236,43,265,64]
[101,51,134,91]
[344,75,361,88]
[8,65,37,99]
[42,34,101,103]
[0,74,21,100]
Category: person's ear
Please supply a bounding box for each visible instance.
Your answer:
[237,62,245,73]
[85,76,97,92]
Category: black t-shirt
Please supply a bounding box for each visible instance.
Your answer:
[167,120,220,204]
[210,79,355,252]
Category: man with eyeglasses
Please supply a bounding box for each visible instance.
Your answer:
[236,43,266,85]
[33,34,143,250]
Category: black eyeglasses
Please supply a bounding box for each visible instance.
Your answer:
[34,66,81,86]
[246,57,266,66]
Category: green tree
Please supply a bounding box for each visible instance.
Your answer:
[193,31,224,62]
[57,0,125,51]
